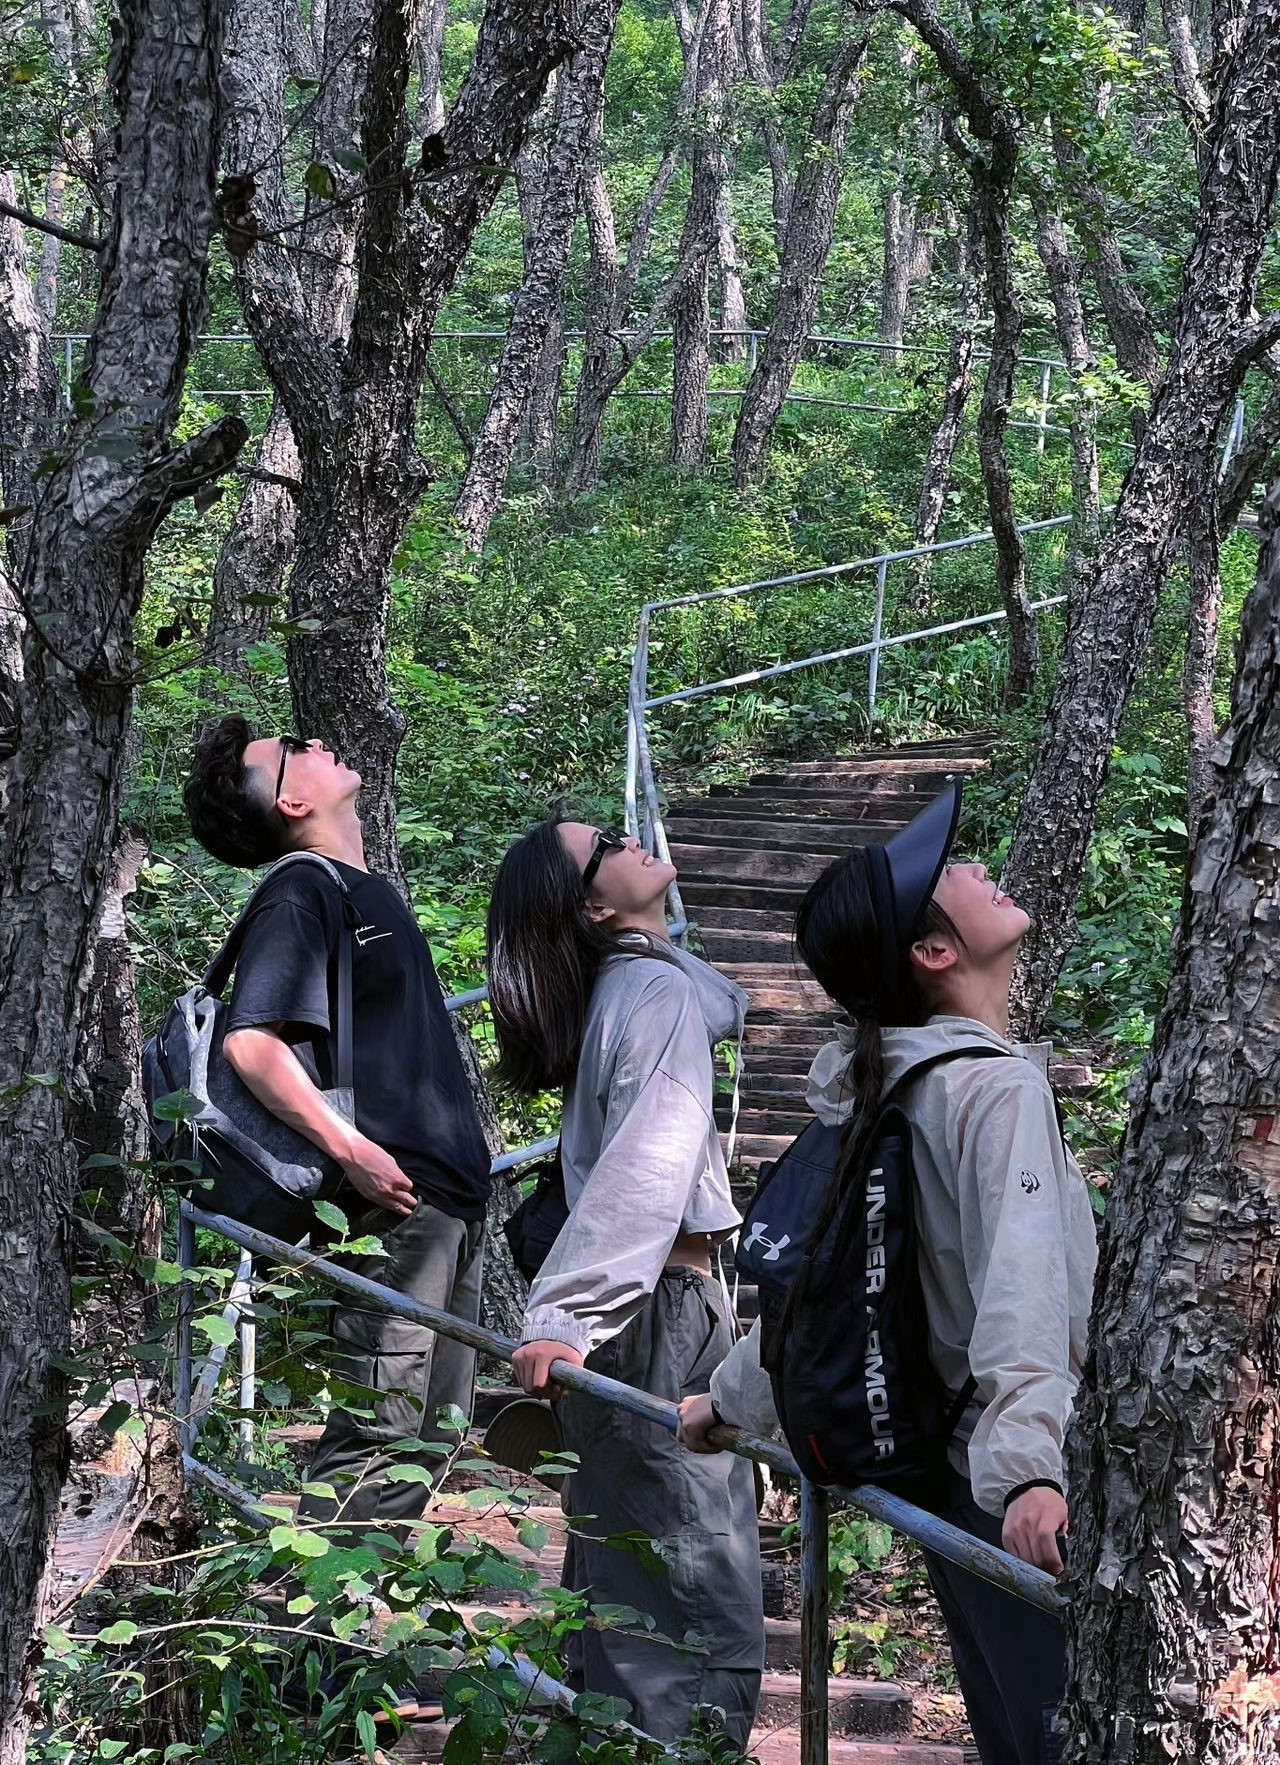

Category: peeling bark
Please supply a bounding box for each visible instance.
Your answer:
[1183,470,1223,837]
[0,0,244,1746]
[1004,0,1280,1037]
[715,185,748,359]
[671,0,732,469]
[227,0,572,876]
[1063,477,1280,1765]
[1032,184,1101,608]
[730,28,867,486]
[206,400,300,677]
[452,0,621,550]
[909,207,978,611]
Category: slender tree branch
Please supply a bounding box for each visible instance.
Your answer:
[0,196,101,251]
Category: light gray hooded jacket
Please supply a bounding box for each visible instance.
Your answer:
[710,1015,1098,1517]
[520,934,747,1359]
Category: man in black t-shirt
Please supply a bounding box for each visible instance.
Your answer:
[183,714,491,1527]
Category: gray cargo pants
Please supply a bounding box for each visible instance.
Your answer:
[297,1199,484,1527]
[556,1267,764,1749]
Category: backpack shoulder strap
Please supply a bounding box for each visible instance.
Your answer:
[880,1042,1014,1112]
[202,851,359,1092]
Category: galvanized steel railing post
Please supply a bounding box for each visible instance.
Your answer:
[1036,362,1053,454]
[800,1479,830,1765]
[868,556,889,718]
[176,1205,196,1456]
[238,1248,257,1453]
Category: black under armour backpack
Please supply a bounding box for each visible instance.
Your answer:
[736,1046,1011,1496]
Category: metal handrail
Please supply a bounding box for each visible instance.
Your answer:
[177,1199,1063,1619]
[624,512,1076,932]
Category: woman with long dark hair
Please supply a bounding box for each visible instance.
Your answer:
[487,816,764,1747]
[679,783,1097,1765]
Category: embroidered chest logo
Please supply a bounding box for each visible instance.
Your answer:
[355,922,393,948]
[1020,1169,1042,1195]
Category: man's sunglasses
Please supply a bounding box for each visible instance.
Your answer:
[582,827,628,894]
[274,734,310,811]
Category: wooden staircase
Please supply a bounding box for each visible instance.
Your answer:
[665,735,998,1179]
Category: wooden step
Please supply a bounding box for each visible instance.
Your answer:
[693,905,797,932]
[675,793,922,821]
[671,845,833,886]
[775,756,989,777]
[750,1736,969,1765]
[680,880,809,911]
[758,1671,912,1736]
[701,927,799,961]
[673,818,887,855]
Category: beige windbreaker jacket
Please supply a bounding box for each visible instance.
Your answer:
[710,1015,1098,1517]
[520,935,747,1359]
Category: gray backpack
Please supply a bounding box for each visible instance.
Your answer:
[143,852,357,1242]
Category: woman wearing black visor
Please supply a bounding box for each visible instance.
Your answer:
[679,782,1097,1765]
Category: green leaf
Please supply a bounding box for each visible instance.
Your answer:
[96,1400,133,1436]
[356,1708,378,1760]
[304,161,335,199]
[385,1462,435,1486]
[268,1525,330,1559]
[332,147,368,172]
[151,1089,201,1124]
[98,1620,139,1644]
[300,1481,338,1501]
[516,1519,548,1554]
[96,1743,128,1761]
[332,1605,366,1642]
[286,1594,317,1614]
[312,1198,348,1234]
[194,1315,236,1349]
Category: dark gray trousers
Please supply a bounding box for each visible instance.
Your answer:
[923,1470,1065,1765]
[556,1269,764,1749]
[297,1200,485,1527]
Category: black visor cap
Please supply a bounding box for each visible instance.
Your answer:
[878,778,964,952]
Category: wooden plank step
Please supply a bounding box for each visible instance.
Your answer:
[672,819,881,855]
[776,756,989,776]
[680,881,808,911]
[758,1672,912,1736]
[670,845,833,886]
[693,906,796,932]
[750,1736,969,1765]
[675,793,922,821]
[701,929,799,961]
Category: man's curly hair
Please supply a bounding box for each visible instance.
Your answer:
[184,714,290,869]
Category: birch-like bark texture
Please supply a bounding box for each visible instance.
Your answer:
[452,0,622,550]
[1032,184,1101,608]
[730,28,867,486]
[1062,479,1280,1765]
[1183,468,1223,836]
[909,208,978,610]
[891,0,1036,706]
[206,399,301,676]
[1003,0,1280,1037]
[226,0,571,876]
[0,0,244,1746]
[671,0,732,468]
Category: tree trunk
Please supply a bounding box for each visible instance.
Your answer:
[206,399,301,677]
[452,0,620,551]
[1032,186,1101,607]
[730,29,867,487]
[1183,475,1223,837]
[909,209,979,611]
[880,184,934,353]
[0,0,244,1747]
[229,0,572,879]
[715,185,748,359]
[1055,133,1163,396]
[1003,0,1280,1038]
[1062,477,1280,1765]
[671,0,731,470]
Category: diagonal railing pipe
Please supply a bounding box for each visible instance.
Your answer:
[178,1200,1064,1617]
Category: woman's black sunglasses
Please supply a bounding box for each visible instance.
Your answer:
[582,827,628,893]
[274,734,310,810]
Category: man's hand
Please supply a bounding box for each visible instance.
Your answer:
[1002,1486,1068,1576]
[339,1133,418,1218]
[512,1339,585,1398]
[676,1393,725,1454]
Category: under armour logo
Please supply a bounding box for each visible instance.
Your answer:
[1020,1170,1042,1195]
[355,922,392,947]
[742,1222,791,1262]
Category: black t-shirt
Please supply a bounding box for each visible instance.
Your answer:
[224,859,491,1221]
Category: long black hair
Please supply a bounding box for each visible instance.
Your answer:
[487,814,618,1093]
[795,844,962,1187]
